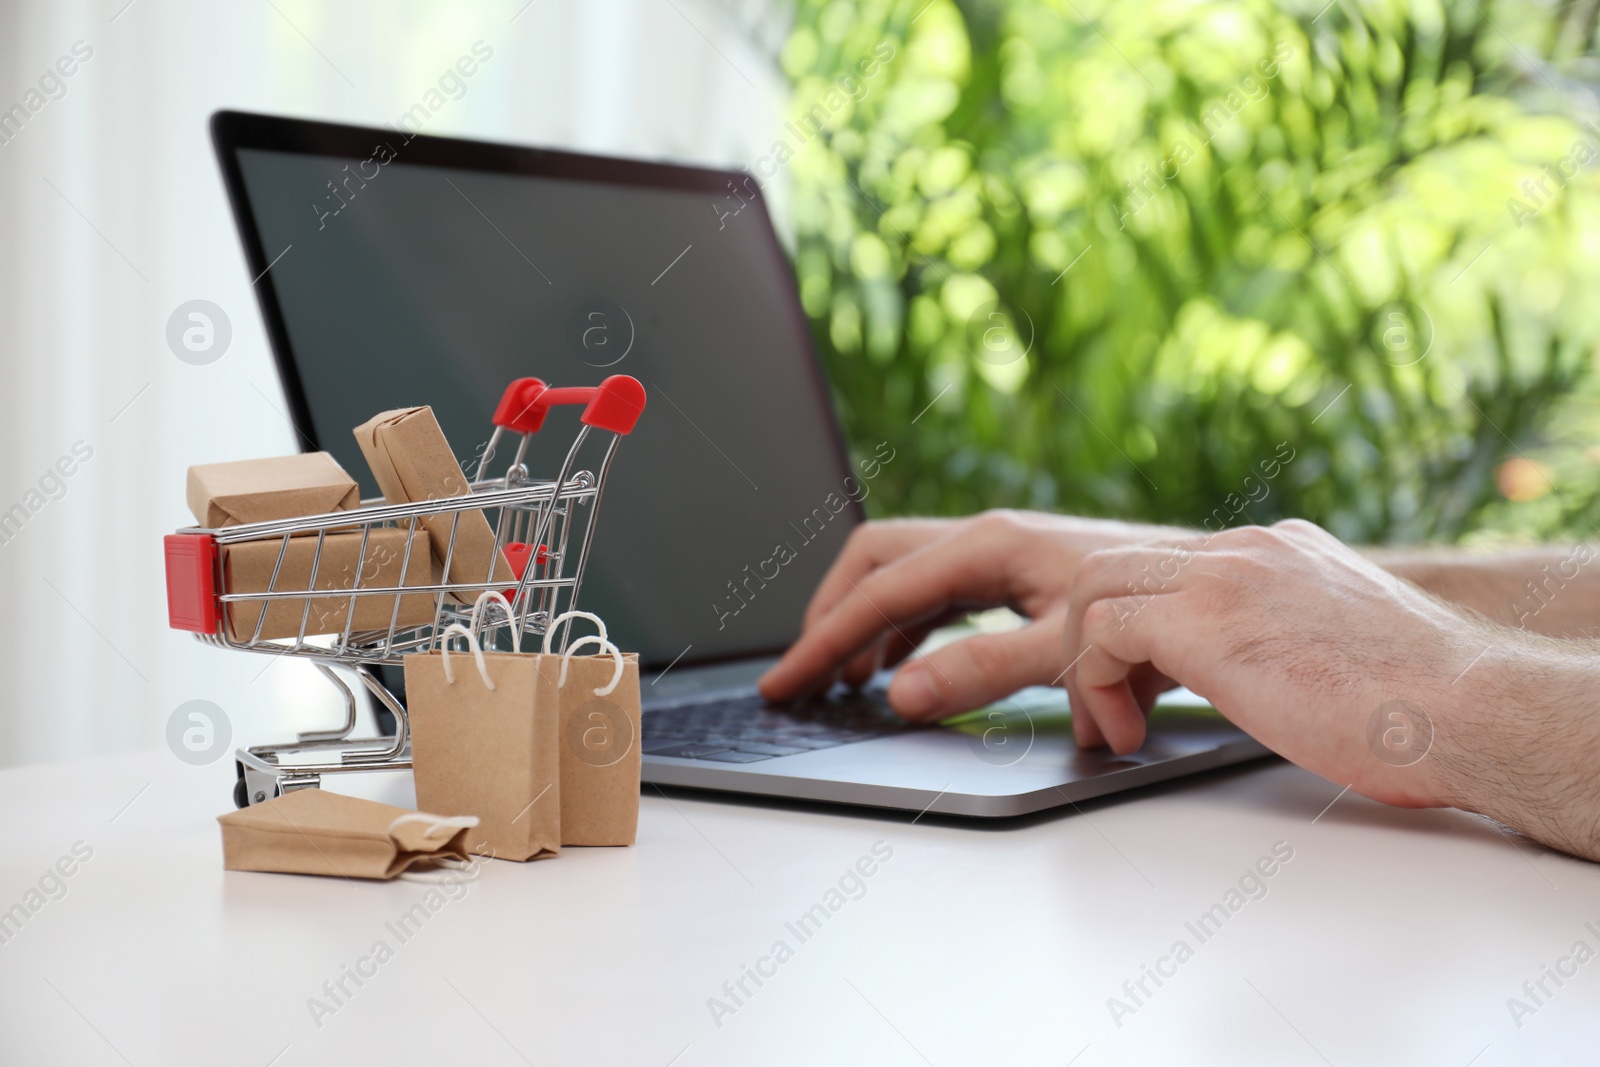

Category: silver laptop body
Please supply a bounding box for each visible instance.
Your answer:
[641,659,1270,818]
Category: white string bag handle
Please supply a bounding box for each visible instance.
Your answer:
[557,634,625,696]
[439,591,526,690]
[439,623,495,690]
[542,609,609,650]
[542,610,623,696]
[469,590,521,648]
[388,811,480,839]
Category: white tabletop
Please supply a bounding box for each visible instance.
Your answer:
[0,748,1596,1066]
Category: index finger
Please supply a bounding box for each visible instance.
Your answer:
[758,521,1018,701]
[802,519,947,629]
[1063,540,1204,744]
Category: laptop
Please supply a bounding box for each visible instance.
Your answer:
[211,110,1271,818]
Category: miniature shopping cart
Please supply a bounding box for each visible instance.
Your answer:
[163,376,645,808]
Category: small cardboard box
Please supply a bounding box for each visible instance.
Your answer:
[220,527,438,642]
[187,452,360,529]
[352,406,511,602]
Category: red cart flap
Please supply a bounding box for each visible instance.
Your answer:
[165,533,219,633]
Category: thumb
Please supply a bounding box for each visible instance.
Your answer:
[887,616,1065,722]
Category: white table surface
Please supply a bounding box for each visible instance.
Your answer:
[1,748,1596,1066]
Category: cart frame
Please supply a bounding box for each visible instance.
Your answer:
[163,376,645,806]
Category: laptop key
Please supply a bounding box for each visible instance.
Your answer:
[695,750,774,763]
[643,689,910,761]
[646,742,732,759]
[772,736,848,750]
[728,742,811,757]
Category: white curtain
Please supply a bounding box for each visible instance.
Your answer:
[0,0,787,767]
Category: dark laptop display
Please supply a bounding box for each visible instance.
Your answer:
[213,111,860,669]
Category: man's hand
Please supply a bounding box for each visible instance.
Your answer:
[1067,519,1600,857]
[757,510,1189,717]
[762,510,1600,859]
[1062,519,1507,806]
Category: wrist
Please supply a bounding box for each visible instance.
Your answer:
[1375,546,1600,635]
[1431,638,1600,859]
[1378,554,1490,619]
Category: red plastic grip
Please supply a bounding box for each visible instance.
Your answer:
[491,376,646,436]
[491,377,544,432]
[165,533,219,633]
[501,541,551,598]
[503,542,549,582]
[580,376,647,435]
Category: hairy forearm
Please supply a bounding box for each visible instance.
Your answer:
[1430,639,1600,861]
[1368,545,1600,637]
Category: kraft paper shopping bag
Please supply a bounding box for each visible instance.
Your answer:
[545,611,642,847]
[404,594,561,861]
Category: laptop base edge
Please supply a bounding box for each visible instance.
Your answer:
[642,737,1276,819]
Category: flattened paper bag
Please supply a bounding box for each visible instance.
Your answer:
[218,789,475,880]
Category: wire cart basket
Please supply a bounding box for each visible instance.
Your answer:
[163,376,645,808]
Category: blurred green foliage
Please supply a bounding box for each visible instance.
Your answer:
[782,0,1600,544]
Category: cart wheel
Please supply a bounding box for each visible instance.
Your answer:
[232,761,250,809]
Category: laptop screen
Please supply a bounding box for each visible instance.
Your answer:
[224,123,861,670]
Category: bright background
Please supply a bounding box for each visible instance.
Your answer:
[3,0,1597,770]
[789,0,1600,545]
[0,0,788,768]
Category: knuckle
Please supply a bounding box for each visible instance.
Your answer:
[1076,547,1110,578]
[842,521,880,549]
[1077,545,1140,586]
[1205,545,1273,583]
[1276,519,1337,555]
[1073,552,1113,595]
[1273,518,1322,538]
[974,508,1021,535]
[1218,524,1280,550]
[1082,599,1121,634]
[1077,545,1122,574]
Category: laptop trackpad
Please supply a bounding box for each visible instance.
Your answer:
[642,687,1249,794]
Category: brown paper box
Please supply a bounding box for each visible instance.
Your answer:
[187,452,359,529]
[405,649,561,861]
[557,653,642,846]
[352,406,511,603]
[221,527,439,642]
[218,789,471,879]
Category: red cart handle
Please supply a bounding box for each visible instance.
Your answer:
[492,375,646,436]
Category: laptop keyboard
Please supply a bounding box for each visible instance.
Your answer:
[643,689,912,763]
